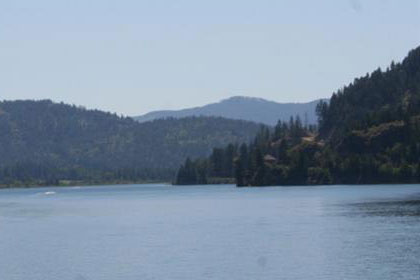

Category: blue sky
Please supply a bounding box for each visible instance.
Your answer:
[1,0,419,115]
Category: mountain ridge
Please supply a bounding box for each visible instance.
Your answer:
[134,96,325,126]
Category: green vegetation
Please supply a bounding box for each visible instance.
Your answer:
[0,101,261,187]
[175,46,420,186]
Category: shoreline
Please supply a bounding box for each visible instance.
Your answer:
[2,180,420,190]
[0,180,172,190]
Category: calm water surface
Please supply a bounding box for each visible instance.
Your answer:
[0,184,419,280]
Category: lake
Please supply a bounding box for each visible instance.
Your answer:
[0,184,419,280]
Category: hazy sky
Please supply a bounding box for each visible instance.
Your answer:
[1,0,420,116]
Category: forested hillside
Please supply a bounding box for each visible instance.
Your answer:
[175,46,420,186]
[0,101,261,187]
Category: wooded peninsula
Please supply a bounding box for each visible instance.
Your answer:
[175,46,420,186]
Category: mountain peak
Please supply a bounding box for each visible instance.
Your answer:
[221,96,269,103]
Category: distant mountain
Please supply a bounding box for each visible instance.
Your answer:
[0,100,262,186]
[134,96,324,126]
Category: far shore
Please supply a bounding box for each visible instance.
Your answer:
[0,180,172,190]
[2,180,420,190]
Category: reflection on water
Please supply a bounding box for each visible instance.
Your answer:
[347,197,420,217]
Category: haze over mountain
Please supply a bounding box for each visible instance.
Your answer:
[134,96,324,126]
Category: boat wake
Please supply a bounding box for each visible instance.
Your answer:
[44,191,56,195]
